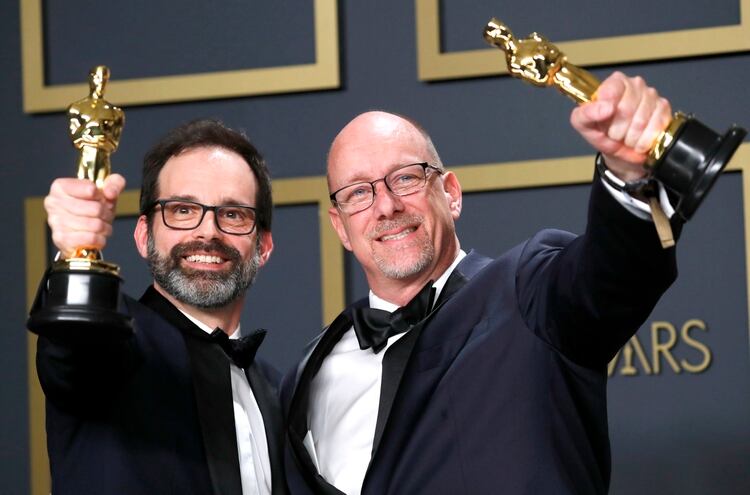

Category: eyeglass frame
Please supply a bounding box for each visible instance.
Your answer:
[146,199,258,235]
[329,162,443,214]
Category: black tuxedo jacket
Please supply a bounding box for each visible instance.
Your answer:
[36,286,288,495]
[282,179,679,494]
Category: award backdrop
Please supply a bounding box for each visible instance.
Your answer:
[2,1,749,494]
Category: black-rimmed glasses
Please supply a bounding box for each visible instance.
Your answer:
[329,162,442,214]
[148,199,257,235]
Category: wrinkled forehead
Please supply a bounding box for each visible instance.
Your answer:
[327,114,430,188]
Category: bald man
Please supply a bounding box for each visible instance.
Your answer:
[283,72,680,495]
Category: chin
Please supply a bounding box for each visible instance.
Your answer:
[375,253,433,280]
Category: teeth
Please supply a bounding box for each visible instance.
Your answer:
[186,254,223,264]
[381,227,415,241]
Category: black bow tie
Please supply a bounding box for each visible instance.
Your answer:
[210,328,266,368]
[352,281,436,353]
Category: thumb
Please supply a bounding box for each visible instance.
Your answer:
[583,99,615,125]
[101,174,126,201]
[570,100,614,135]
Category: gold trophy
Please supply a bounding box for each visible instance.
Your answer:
[484,18,746,227]
[28,66,133,338]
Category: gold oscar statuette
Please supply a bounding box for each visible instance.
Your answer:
[28,66,133,339]
[484,18,746,245]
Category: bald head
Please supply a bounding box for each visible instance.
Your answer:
[327,111,442,191]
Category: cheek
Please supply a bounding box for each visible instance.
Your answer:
[153,238,174,257]
[150,227,185,255]
[235,237,258,259]
[343,217,370,248]
[426,209,453,242]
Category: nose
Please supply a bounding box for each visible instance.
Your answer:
[370,180,404,218]
[192,209,223,239]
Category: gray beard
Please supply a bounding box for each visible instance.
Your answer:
[374,242,434,279]
[369,214,434,279]
[146,232,261,309]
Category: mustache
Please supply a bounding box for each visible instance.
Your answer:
[170,239,241,262]
[367,214,423,240]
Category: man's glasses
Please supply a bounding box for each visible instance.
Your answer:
[148,199,257,235]
[329,162,442,214]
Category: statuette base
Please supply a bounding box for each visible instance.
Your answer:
[27,270,133,341]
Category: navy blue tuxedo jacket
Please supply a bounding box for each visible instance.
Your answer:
[36,286,288,495]
[282,179,678,494]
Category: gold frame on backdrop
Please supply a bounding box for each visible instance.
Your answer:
[25,145,750,494]
[20,0,340,112]
[415,0,750,80]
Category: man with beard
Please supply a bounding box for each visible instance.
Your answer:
[283,73,684,494]
[33,120,288,495]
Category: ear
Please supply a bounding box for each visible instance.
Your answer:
[256,231,274,267]
[133,215,150,259]
[442,171,462,220]
[328,205,353,251]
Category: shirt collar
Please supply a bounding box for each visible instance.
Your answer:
[179,309,241,340]
[369,249,467,312]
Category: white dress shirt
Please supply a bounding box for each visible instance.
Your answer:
[307,251,467,494]
[602,180,675,220]
[182,312,272,495]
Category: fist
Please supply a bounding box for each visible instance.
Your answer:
[44,174,126,258]
[570,71,673,182]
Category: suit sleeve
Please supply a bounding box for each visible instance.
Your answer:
[34,290,139,415]
[515,174,679,368]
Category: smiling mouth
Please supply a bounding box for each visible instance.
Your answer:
[184,254,226,264]
[378,226,417,242]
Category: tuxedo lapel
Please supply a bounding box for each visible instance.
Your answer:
[139,287,243,495]
[289,333,324,395]
[366,251,491,478]
[246,364,288,495]
[436,263,469,306]
[186,338,243,495]
[403,251,492,361]
[287,306,363,495]
[368,262,471,459]
[370,324,421,459]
